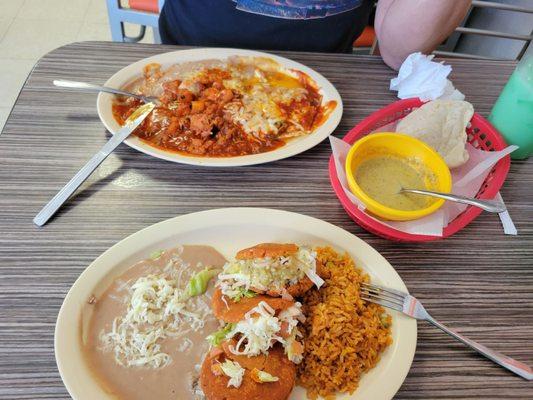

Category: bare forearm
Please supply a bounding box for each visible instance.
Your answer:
[375,0,472,70]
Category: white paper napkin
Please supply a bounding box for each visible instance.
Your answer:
[330,136,517,237]
[390,52,464,101]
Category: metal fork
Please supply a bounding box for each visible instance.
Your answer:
[360,282,532,380]
[53,79,159,104]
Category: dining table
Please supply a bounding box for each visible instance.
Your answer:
[0,41,531,399]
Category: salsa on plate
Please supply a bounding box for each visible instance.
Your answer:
[112,56,336,157]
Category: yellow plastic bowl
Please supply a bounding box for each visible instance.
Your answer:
[345,132,452,221]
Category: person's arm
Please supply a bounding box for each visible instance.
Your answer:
[375,0,472,70]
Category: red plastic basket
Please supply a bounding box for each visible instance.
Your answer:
[329,98,511,242]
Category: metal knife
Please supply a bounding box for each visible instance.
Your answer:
[33,102,155,227]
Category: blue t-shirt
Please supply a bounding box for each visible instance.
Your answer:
[159,0,372,52]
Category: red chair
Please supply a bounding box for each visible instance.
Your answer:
[353,26,375,48]
[129,0,159,13]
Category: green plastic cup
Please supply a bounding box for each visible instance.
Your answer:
[488,56,533,159]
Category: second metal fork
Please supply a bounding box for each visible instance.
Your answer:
[361,282,532,380]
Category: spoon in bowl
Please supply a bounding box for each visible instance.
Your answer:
[53,79,159,104]
[399,188,507,213]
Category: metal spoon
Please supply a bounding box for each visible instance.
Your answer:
[399,188,507,213]
[53,79,159,104]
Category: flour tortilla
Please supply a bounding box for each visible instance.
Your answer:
[396,100,474,168]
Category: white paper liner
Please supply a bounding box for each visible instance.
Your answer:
[330,135,518,237]
[495,192,517,235]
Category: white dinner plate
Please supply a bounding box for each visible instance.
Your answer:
[55,208,416,400]
[97,48,343,167]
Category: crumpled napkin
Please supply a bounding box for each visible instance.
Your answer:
[390,52,465,101]
[330,135,517,237]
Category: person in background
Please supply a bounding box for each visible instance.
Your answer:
[159,0,472,70]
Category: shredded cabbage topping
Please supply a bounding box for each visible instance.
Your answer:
[218,246,321,299]
[220,360,245,388]
[206,323,235,347]
[186,267,221,297]
[221,301,304,363]
[149,249,164,260]
[99,267,215,369]
[232,287,257,302]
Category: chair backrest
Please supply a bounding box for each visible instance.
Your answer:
[434,0,532,61]
[369,0,532,61]
[106,0,165,43]
[128,0,164,13]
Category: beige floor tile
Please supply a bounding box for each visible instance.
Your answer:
[85,0,109,24]
[0,107,12,134]
[77,21,112,41]
[142,27,155,44]
[0,0,25,20]
[0,19,12,42]
[0,58,36,108]
[18,0,91,22]
[0,18,80,59]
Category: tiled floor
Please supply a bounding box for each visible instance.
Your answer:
[0,0,155,132]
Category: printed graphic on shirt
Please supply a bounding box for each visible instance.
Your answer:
[234,0,364,19]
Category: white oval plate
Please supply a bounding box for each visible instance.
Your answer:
[55,208,416,400]
[97,48,343,167]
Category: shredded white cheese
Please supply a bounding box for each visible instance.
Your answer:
[224,301,304,362]
[99,272,212,369]
[284,327,304,364]
[218,246,320,299]
[255,370,279,383]
[222,58,310,138]
[220,360,245,388]
[228,301,284,356]
[177,337,194,352]
[278,302,305,332]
